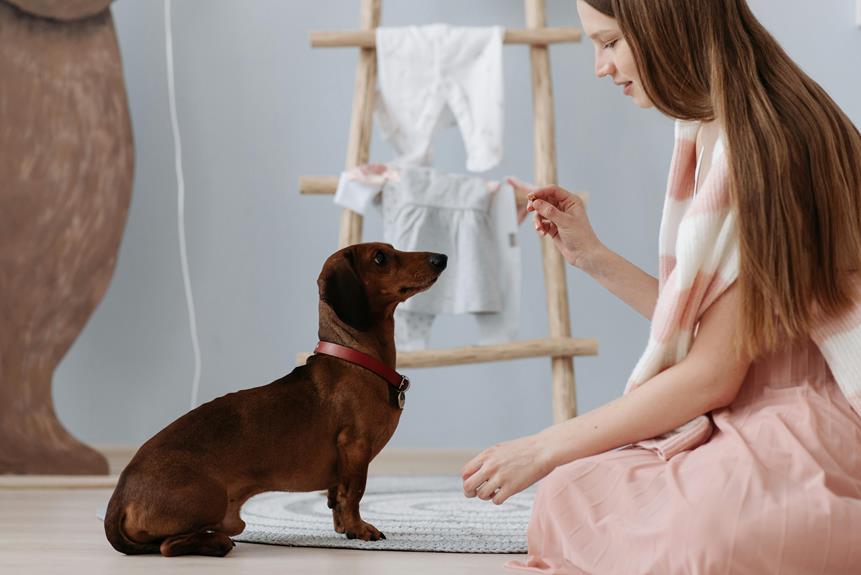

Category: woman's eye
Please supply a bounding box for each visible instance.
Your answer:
[603,39,618,50]
[373,251,387,265]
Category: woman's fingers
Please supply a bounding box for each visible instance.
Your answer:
[534,215,557,238]
[463,473,487,498]
[461,454,483,482]
[476,476,502,501]
[462,452,489,497]
[528,185,574,207]
[531,199,566,224]
[493,487,511,505]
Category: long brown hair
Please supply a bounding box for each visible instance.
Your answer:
[584,0,861,356]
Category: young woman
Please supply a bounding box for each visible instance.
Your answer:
[462,1,861,573]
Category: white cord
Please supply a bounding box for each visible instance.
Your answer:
[164,0,203,409]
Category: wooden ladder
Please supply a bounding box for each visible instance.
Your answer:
[298,0,596,423]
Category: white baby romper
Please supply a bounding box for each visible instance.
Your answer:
[375,25,505,173]
[333,165,521,350]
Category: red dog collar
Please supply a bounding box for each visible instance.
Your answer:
[313,341,410,408]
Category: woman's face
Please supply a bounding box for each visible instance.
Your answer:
[577,0,653,109]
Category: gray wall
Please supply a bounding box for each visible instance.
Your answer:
[54,0,861,449]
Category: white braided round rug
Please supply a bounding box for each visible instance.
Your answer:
[236,475,535,553]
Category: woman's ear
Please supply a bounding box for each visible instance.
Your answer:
[318,249,371,331]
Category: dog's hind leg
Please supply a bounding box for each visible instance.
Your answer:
[160,530,235,557]
[127,470,233,557]
[161,496,249,556]
[215,500,246,537]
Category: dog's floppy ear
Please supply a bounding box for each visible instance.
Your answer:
[319,249,371,331]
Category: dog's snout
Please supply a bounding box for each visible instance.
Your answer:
[428,253,447,271]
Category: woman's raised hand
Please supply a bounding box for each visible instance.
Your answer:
[508,177,603,271]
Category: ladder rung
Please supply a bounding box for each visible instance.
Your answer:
[296,336,597,369]
[299,174,590,205]
[309,27,582,49]
[300,175,339,195]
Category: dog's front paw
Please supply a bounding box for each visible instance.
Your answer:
[344,521,386,542]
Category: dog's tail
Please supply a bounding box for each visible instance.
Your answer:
[103,495,160,555]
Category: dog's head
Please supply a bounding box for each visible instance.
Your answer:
[318,242,447,331]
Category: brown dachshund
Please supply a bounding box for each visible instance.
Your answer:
[104,242,446,556]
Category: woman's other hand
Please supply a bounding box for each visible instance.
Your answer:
[461,433,556,505]
[510,177,604,271]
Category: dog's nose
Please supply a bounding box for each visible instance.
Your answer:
[428,253,447,271]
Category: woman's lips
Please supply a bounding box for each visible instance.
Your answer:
[623,81,633,95]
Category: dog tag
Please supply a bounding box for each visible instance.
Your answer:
[398,391,406,409]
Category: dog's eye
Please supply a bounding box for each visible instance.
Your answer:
[373,251,387,266]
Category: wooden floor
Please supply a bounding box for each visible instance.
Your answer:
[0,449,522,574]
[0,488,521,574]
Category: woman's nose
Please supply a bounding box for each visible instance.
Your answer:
[595,56,614,78]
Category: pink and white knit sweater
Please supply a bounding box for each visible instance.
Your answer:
[626,120,861,460]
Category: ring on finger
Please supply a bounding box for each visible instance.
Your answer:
[475,480,488,496]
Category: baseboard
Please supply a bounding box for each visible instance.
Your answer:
[0,445,480,490]
[368,447,479,476]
